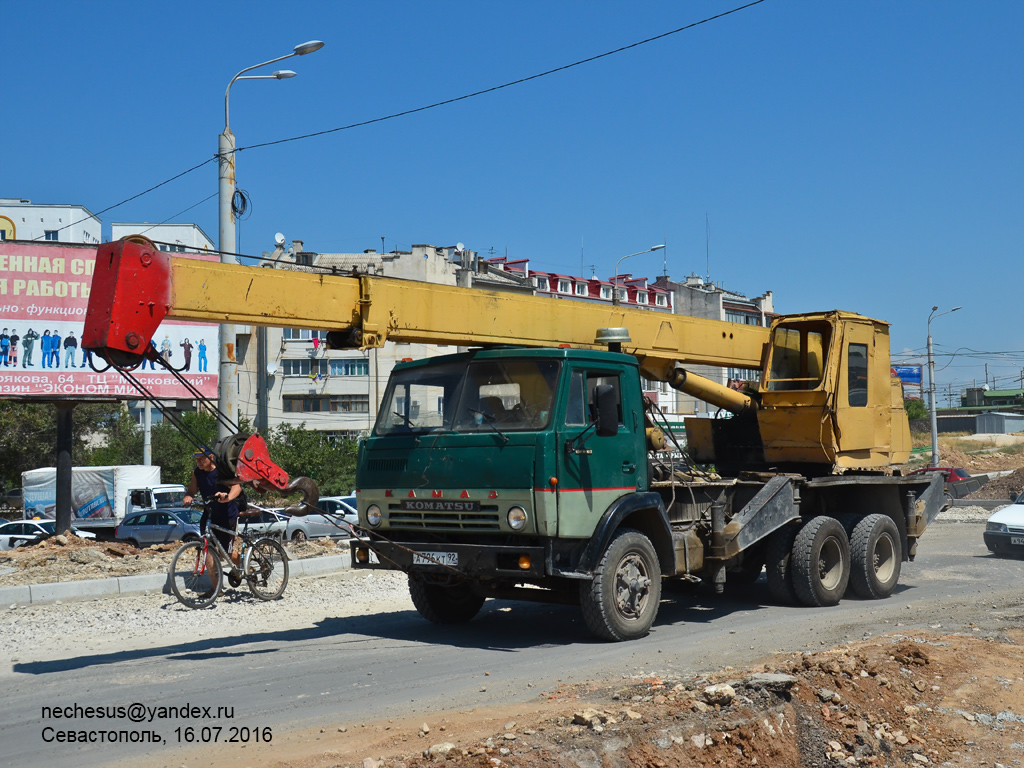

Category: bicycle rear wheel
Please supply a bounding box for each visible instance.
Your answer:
[244,537,289,600]
[170,540,221,609]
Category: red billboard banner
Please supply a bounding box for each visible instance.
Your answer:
[0,242,218,400]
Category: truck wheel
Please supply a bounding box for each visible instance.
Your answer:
[848,514,901,599]
[791,516,850,607]
[291,530,307,544]
[580,529,662,642]
[766,525,799,605]
[408,576,485,624]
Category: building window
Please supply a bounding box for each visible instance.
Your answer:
[0,232,5,242]
[575,283,587,296]
[330,394,369,412]
[283,328,327,340]
[558,280,570,294]
[534,277,547,291]
[328,358,369,376]
[283,395,368,413]
[636,292,648,304]
[616,289,627,302]
[726,310,762,326]
[281,358,327,376]
[600,286,612,300]
[44,230,59,241]
[655,294,667,307]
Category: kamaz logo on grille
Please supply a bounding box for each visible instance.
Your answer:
[399,500,481,512]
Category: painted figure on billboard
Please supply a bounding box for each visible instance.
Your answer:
[0,329,9,366]
[141,340,157,370]
[41,330,52,368]
[49,330,62,367]
[8,330,18,367]
[198,339,208,372]
[63,331,78,368]
[22,328,38,367]
[160,335,172,361]
[80,345,93,368]
[180,338,193,371]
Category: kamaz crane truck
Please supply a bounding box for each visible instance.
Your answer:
[82,238,943,641]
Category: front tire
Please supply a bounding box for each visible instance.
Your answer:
[580,529,662,642]
[245,537,289,600]
[848,514,901,599]
[169,541,220,609]
[791,516,850,607]
[409,576,485,624]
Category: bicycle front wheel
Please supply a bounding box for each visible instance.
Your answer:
[244,537,289,601]
[170,540,221,609]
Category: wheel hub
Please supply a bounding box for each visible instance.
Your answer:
[615,554,651,618]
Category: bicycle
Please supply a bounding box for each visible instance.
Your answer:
[169,508,289,609]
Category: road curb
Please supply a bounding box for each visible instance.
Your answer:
[0,552,351,607]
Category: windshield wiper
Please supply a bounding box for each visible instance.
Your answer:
[393,411,417,429]
[467,408,509,445]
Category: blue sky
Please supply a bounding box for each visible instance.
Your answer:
[4,1,1022,398]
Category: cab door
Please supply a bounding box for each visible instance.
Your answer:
[555,367,642,539]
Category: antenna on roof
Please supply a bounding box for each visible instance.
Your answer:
[580,235,584,279]
[662,233,668,278]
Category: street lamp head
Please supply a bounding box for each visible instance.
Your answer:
[294,40,325,56]
[651,244,666,252]
[951,306,962,312]
[272,70,298,79]
[931,305,939,311]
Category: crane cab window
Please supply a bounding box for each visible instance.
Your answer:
[565,371,623,426]
[847,343,868,407]
[766,324,829,391]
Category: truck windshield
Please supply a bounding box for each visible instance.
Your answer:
[375,359,560,436]
[154,490,186,507]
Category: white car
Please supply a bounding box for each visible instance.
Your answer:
[0,519,97,551]
[237,509,289,539]
[983,496,1024,557]
[285,496,358,542]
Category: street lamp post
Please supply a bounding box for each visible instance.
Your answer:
[927,304,961,467]
[611,245,666,306]
[217,40,324,441]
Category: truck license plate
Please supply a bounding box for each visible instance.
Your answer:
[413,551,458,567]
[1011,536,1024,546]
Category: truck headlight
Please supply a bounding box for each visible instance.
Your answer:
[986,522,1008,533]
[366,504,382,527]
[507,506,527,531]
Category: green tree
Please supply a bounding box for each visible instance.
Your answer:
[151,410,219,486]
[265,423,358,496]
[904,399,928,420]
[0,401,123,489]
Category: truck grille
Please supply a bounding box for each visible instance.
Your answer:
[388,506,500,531]
[368,458,408,472]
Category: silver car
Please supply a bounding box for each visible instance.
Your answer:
[0,519,96,550]
[285,496,357,542]
[115,509,201,548]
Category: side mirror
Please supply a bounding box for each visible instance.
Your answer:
[593,384,619,438]
[1011,491,1019,503]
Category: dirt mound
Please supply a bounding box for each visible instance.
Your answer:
[296,630,1024,768]
[968,467,1024,500]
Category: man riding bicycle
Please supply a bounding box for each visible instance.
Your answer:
[183,445,242,597]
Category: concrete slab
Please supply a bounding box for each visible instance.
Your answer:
[117,572,169,596]
[291,553,350,577]
[30,577,119,604]
[0,584,32,605]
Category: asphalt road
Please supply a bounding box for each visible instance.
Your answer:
[3,520,1023,768]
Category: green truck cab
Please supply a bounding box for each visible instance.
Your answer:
[351,347,672,640]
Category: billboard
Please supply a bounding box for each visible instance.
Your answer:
[891,365,923,386]
[0,242,218,400]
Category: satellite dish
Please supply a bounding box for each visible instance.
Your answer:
[456,242,465,253]
[274,233,285,246]
[266,363,278,376]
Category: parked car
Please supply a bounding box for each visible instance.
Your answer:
[237,509,289,539]
[0,488,24,511]
[983,496,1024,557]
[0,519,96,550]
[286,496,357,542]
[909,466,985,503]
[115,509,201,548]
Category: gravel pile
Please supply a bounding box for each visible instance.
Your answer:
[1,569,411,665]
[936,504,1003,522]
